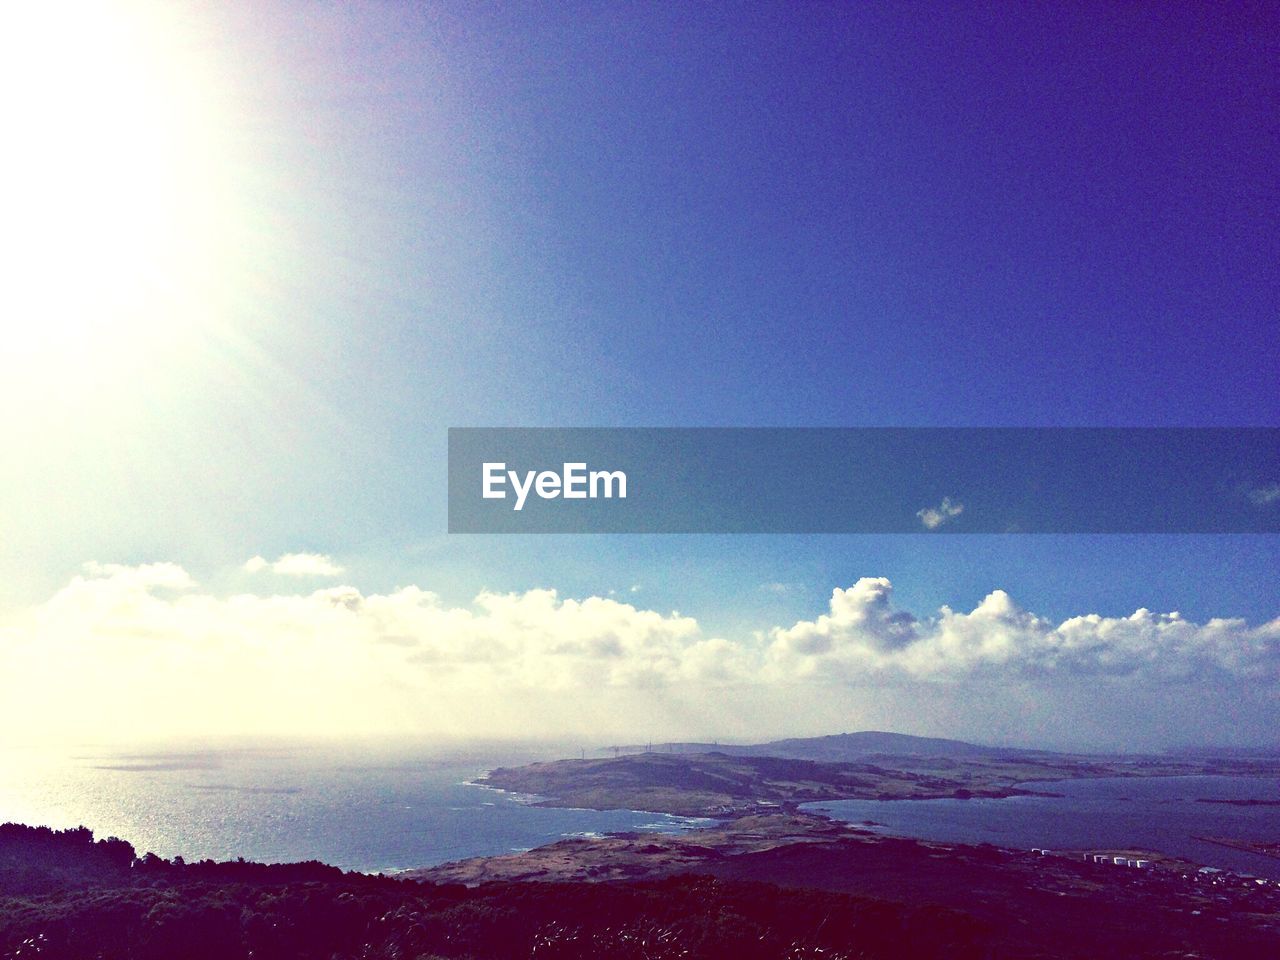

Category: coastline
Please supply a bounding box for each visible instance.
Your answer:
[464,771,717,828]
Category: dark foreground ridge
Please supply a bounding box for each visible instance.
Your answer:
[410,811,1280,957]
[0,822,980,960]
[4,819,1280,959]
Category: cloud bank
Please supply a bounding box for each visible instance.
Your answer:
[2,565,1277,747]
[766,577,1280,683]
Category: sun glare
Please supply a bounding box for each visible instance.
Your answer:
[0,1,240,381]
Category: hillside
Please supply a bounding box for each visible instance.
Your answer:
[0,822,989,960]
[7,819,1280,959]
[485,745,1280,819]
[609,730,1031,761]
[741,730,1010,760]
[482,750,1041,817]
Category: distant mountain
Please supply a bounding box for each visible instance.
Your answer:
[606,730,1040,761]
[742,731,1004,760]
[1165,744,1280,759]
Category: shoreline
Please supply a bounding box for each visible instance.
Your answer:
[464,771,719,828]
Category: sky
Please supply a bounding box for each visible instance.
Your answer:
[0,1,1276,751]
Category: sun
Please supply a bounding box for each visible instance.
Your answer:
[0,0,240,380]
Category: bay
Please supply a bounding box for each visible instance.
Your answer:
[806,775,1280,879]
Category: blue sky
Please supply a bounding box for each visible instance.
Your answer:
[0,1,1276,747]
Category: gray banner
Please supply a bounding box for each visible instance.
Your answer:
[448,428,1280,534]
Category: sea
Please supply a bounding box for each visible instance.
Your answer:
[806,774,1280,879]
[0,740,710,874]
[3,741,1279,879]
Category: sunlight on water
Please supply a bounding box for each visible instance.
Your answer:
[0,741,706,873]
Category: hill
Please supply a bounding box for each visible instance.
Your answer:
[0,821,988,959]
[609,730,1033,761]
[487,742,1280,819]
[482,750,1045,818]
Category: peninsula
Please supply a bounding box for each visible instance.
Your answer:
[479,732,1280,818]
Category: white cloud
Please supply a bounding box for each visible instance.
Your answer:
[243,553,344,577]
[766,577,1280,684]
[80,561,194,591]
[2,565,1277,746]
[1247,483,1280,507]
[917,496,964,530]
[0,563,740,741]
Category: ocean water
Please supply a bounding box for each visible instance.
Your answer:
[6,744,1279,880]
[806,775,1280,879]
[0,741,710,874]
